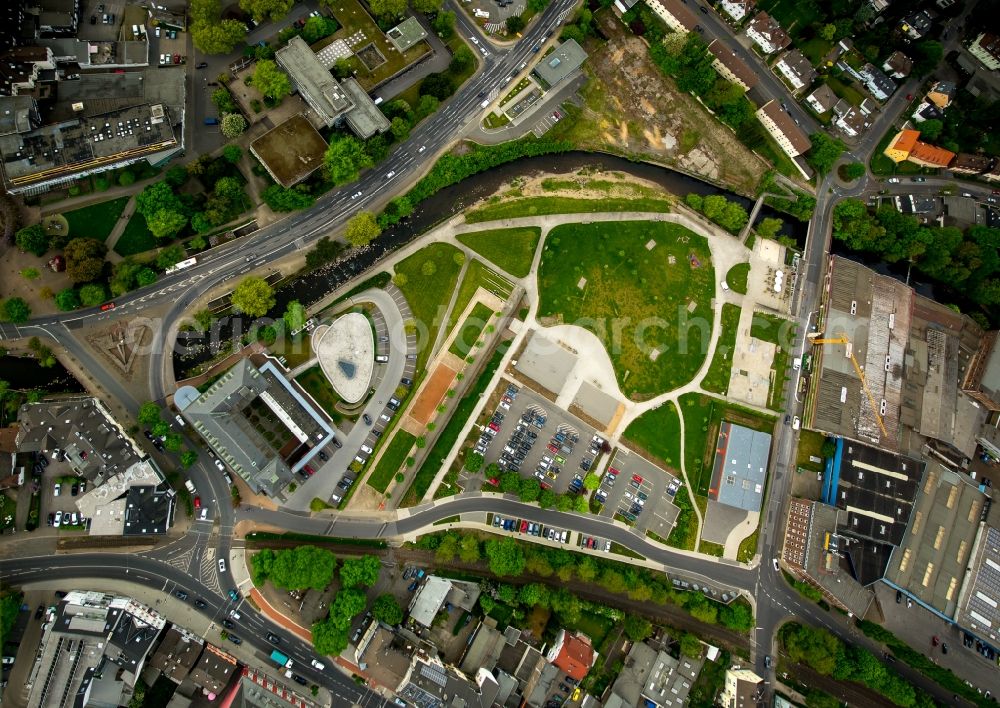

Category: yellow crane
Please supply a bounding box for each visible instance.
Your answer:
[809,333,889,439]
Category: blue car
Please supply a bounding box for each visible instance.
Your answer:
[407,581,419,592]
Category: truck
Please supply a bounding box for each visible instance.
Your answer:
[270,649,292,670]
[183,480,196,494]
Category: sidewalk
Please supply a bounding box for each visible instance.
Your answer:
[103,196,137,261]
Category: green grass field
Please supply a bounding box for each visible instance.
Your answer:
[622,400,681,471]
[113,212,157,256]
[465,196,672,224]
[446,259,513,337]
[367,431,416,493]
[678,393,776,497]
[393,243,464,372]
[538,221,714,399]
[295,366,343,422]
[701,303,742,395]
[63,197,129,242]
[456,227,540,278]
[750,312,795,346]
[768,346,791,411]
[796,429,827,472]
[726,262,750,294]
[449,302,494,358]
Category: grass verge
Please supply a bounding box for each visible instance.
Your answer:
[367,431,416,494]
[466,196,671,223]
[113,212,157,256]
[726,262,750,294]
[456,227,540,278]
[63,196,130,242]
[701,303,742,395]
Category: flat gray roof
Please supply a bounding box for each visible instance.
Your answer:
[341,77,390,139]
[709,421,771,512]
[386,16,427,53]
[532,39,587,88]
[277,36,353,127]
[571,381,619,427]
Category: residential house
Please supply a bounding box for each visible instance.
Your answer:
[927,80,956,109]
[860,63,896,101]
[882,50,913,78]
[188,643,238,697]
[823,38,854,66]
[900,10,933,39]
[969,32,1000,71]
[950,153,994,176]
[806,84,838,114]
[883,129,955,168]
[775,49,816,92]
[720,668,765,708]
[869,0,890,14]
[708,39,758,90]
[756,99,811,157]
[745,12,790,54]
[546,630,597,682]
[605,640,704,708]
[912,100,944,123]
[719,0,755,22]
[148,626,204,683]
[644,0,698,33]
[834,105,869,138]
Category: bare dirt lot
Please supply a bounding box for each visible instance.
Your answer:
[560,13,767,195]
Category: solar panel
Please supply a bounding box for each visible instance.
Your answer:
[419,662,447,688]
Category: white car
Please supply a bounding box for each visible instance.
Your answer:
[53,511,62,527]
[218,558,227,573]
[311,659,326,670]
[54,483,61,496]
[887,177,900,183]
[623,492,634,501]
[418,145,426,153]
[772,558,779,572]
[386,170,396,179]
[214,459,225,472]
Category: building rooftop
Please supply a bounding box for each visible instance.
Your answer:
[148,626,204,683]
[122,483,174,536]
[709,422,771,512]
[955,524,1000,645]
[45,68,185,123]
[547,630,596,681]
[249,114,328,188]
[806,84,838,113]
[886,464,987,617]
[951,152,994,174]
[747,12,791,51]
[758,100,810,153]
[74,458,170,536]
[105,600,166,680]
[386,16,427,53]
[341,77,390,139]
[777,49,816,83]
[909,139,955,167]
[883,50,913,76]
[606,640,702,708]
[708,39,758,89]
[399,655,500,708]
[16,398,143,485]
[189,643,238,697]
[409,576,452,628]
[532,39,588,88]
[177,358,333,496]
[276,36,353,127]
[0,103,177,191]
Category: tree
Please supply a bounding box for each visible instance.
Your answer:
[2,297,30,323]
[180,449,198,468]
[818,23,836,40]
[117,170,136,187]
[283,300,306,333]
[839,161,866,181]
[323,135,374,186]
[464,451,484,472]
[582,473,600,491]
[458,534,480,563]
[156,243,187,271]
[432,10,455,38]
[344,212,381,248]
[919,118,943,141]
[756,217,784,239]
[231,276,276,317]
[506,14,525,34]
[21,268,39,280]
[222,145,243,163]
[312,617,349,655]
[164,432,183,452]
[499,471,520,493]
[328,587,367,627]
[679,632,703,657]
[623,614,652,641]
[148,208,189,240]
[262,185,315,212]
[252,546,337,590]
[912,39,943,77]
[28,336,56,367]
[138,402,163,426]
[420,72,454,100]
[369,0,406,17]
[302,15,336,43]
[411,0,442,12]
[16,224,48,256]
[240,0,294,22]
[221,112,248,139]
[340,555,380,588]
[390,115,410,141]
[64,237,107,283]
[805,132,846,175]
[372,593,403,625]
[165,165,189,187]
[485,537,525,576]
[79,283,107,307]
[518,477,540,503]
[252,60,292,101]
[448,46,474,75]
[192,20,247,54]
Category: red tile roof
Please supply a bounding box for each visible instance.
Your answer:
[550,631,595,681]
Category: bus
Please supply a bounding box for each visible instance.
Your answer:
[165,257,197,275]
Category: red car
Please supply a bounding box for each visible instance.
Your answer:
[547,443,559,453]
[488,476,499,486]
[173,53,180,64]
[193,496,201,509]
[632,474,643,483]
[520,520,528,533]
[932,636,940,647]
[488,422,500,432]
[608,467,620,476]
[100,302,116,311]
[906,93,913,100]
[304,465,315,476]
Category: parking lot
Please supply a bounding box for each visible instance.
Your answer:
[473,381,604,495]
[596,449,680,537]
[487,512,584,550]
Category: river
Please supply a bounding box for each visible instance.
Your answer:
[0,355,85,393]
[172,151,807,379]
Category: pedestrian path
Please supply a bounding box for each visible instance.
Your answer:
[103,195,136,260]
